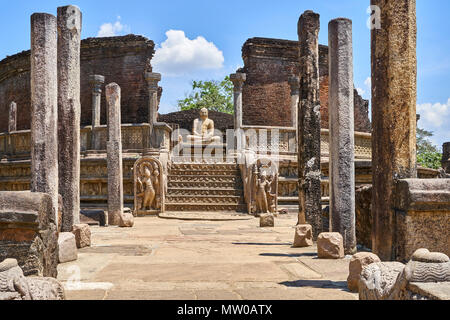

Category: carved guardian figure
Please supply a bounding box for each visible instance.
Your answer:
[134,157,165,215]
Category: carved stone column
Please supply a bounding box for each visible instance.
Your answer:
[297,10,322,238]
[442,142,450,174]
[371,0,417,261]
[145,72,161,126]
[57,5,82,232]
[288,76,299,129]
[30,13,59,223]
[230,73,246,131]
[89,75,105,150]
[8,102,17,133]
[328,18,356,254]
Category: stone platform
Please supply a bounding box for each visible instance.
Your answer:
[57,213,358,300]
[159,211,253,221]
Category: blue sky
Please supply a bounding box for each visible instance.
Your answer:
[0,0,449,147]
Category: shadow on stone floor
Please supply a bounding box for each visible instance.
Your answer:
[259,252,317,258]
[232,242,293,246]
[280,280,349,290]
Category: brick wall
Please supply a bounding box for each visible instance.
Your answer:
[241,37,371,132]
[0,35,155,132]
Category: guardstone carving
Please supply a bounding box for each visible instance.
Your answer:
[249,159,278,215]
[134,157,165,215]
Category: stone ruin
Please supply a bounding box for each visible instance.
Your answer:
[0,1,448,301]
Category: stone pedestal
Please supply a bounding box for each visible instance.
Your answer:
[30,13,59,225]
[230,73,246,130]
[297,11,322,238]
[57,5,82,232]
[371,0,418,261]
[58,232,78,263]
[293,224,313,248]
[317,232,345,259]
[8,102,17,133]
[328,18,356,255]
[260,213,275,228]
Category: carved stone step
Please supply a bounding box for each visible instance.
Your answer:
[171,163,239,171]
[168,175,240,183]
[166,195,244,205]
[167,188,243,196]
[170,169,240,176]
[165,203,247,212]
[168,181,242,189]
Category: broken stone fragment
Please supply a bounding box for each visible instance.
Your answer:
[260,213,274,228]
[293,224,313,248]
[58,232,78,263]
[347,252,381,293]
[359,262,405,300]
[72,224,91,248]
[119,211,135,228]
[317,232,345,259]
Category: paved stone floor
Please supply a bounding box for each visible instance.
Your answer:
[57,213,358,300]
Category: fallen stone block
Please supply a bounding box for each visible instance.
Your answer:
[119,211,134,228]
[72,224,91,248]
[347,252,381,292]
[317,232,345,259]
[260,213,274,228]
[359,262,405,300]
[58,232,78,263]
[293,224,313,248]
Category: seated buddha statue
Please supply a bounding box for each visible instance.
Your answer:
[186,108,221,144]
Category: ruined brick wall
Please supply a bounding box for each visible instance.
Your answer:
[158,109,234,133]
[241,37,371,132]
[0,35,155,132]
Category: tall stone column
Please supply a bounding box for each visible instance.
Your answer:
[106,83,124,226]
[57,5,82,232]
[230,73,246,130]
[90,75,105,128]
[442,142,450,174]
[328,18,356,255]
[8,102,17,133]
[371,0,417,261]
[145,72,161,126]
[30,13,59,222]
[90,75,105,150]
[297,10,322,238]
[288,76,299,129]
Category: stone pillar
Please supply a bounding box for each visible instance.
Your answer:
[30,13,59,223]
[288,76,299,129]
[106,83,124,226]
[230,73,246,130]
[8,102,17,133]
[442,142,450,174]
[145,72,161,126]
[89,75,105,151]
[297,10,322,238]
[57,5,82,232]
[90,75,105,128]
[371,0,417,261]
[328,18,356,255]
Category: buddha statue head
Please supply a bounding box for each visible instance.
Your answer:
[199,108,209,121]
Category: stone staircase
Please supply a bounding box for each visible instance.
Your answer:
[166,163,246,212]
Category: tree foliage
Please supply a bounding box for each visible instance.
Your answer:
[177,76,234,114]
[417,128,442,169]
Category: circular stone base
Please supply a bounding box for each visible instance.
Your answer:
[158,212,254,221]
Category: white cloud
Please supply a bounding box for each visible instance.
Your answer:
[97,17,127,37]
[356,87,365,96]
[417,98,450,147]
[364,77,371,88]
[152,30,224,76]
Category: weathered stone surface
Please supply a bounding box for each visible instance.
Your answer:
[359,262,405,300]
[260,213,274,228]
[293,224,313,248]
[317,232,344,259]
[347,252,381,292]
[297,10,323,238]
[230,73,246,130]
[119,211,135,228]
[145,72,161,126]
[58,232,78,263]
[288,76,299,129]
[355,185,372,249]
[89,75,104,128]
[328,18,356,255]
[134,157,165,215]
[0,258,65,300]
[57,5,82,233]
[72,224,91,248]
[106,83,124,226]
[80,210,107,227]
[442,142,450,174]
[8,102,17,133]
[371,0,418,261]
[0,191,58,278]
[30,13,59,227]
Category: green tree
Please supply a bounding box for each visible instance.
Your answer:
[417,128,442,169]
[177,76,234,114]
